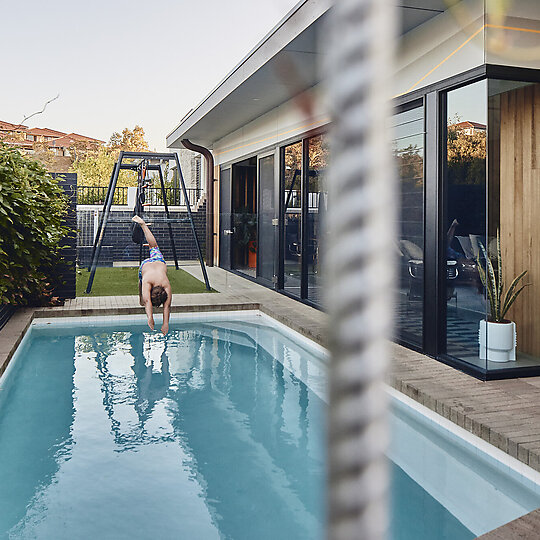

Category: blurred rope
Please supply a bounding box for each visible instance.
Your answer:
[326,0,396,538]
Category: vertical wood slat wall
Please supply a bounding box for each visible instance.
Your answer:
[499,84,540,356]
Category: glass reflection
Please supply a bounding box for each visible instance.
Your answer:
[446,80,488,366]
[283,142,303,296]
[307,134,329,305]
[258,155,276,284]
[392,106,424,346]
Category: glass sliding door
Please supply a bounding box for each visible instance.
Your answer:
[306,134,329,305]
[445,80,488,367]
[231,157,257,277]
[258,154,276,285]
[219,168,232,270]
[282,142,302,297]
[392,105,425,346]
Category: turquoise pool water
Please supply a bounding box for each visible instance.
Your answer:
[0,313,537,539]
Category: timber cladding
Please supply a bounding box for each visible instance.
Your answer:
[499,83,540,356]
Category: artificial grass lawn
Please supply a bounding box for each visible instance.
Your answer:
[76,266,212,297]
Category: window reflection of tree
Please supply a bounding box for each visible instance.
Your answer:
[447,117,486,186]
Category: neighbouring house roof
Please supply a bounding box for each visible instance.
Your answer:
[1,120,104,150]
[27,127,67,137]
[49,133,104,148]
[453,121,487,130]
[67,132,104,143]
[0,120,28,131]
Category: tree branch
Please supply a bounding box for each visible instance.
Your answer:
[16,94,60,129]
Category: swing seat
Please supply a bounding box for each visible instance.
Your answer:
[131,221,145,244]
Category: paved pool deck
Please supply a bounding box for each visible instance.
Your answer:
[2,265,540,538]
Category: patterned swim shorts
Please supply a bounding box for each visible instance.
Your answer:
[139,247,166,281]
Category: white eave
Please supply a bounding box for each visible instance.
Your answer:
[166,0,447,149]
[166,0,332,149]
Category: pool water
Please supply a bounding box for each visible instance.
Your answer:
[0,315,326,540]
[0,313,537,539]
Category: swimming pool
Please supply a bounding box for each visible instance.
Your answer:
[0,311,539,539]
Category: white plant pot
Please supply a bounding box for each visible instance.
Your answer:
[478,320,516,363]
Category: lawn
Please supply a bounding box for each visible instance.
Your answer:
[76,266,212,297]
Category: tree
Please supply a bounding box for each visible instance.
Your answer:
[73,126,151,189]
[108,125,149,152]
[0,143,69,304]
[72,146,118,187]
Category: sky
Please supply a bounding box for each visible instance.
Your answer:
[1,0,300,151]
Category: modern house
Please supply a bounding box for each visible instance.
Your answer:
[166,0,540,379]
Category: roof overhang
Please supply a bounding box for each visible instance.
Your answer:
[166,0,448,149]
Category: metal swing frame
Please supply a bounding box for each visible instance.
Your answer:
[85,151,211,293]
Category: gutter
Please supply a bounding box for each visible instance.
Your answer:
[180,139,215,267]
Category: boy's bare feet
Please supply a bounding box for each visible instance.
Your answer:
[132,215,144,225]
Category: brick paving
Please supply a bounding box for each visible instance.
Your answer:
[2,265,540,537]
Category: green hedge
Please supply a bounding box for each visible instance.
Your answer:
[0,143,69,305]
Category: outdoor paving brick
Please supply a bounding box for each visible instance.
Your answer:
[478,507,540,539]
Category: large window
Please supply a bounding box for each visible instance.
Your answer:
[445,80,488,367]
[392,105,424,346]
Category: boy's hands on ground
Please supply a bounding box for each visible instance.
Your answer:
[147,316,155,331]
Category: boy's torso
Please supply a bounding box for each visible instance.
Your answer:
[141,261,169,287]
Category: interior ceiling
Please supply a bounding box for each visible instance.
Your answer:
[169,2,447,148]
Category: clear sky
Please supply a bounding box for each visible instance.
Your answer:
[2,0,300,150]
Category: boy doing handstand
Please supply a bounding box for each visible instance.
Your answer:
[132,215,172,334]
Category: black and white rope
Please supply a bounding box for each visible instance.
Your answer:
[326,0,396,538]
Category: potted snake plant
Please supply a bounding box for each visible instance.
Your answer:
[477,231,529,362]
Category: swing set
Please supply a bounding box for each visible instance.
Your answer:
[85,151,211,293]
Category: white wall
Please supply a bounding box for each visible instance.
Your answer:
[212,83,329,166]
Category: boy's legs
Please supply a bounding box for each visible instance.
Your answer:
[132,216,158,249]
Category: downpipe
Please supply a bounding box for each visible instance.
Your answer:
[181,139,215,267]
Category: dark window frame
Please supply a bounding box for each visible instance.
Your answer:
[394,64,540,380]
[278,128,328,303]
